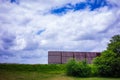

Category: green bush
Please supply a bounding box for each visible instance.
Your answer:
[93,35,120,77]
[89,64,98,76]
[94,51,120,77]
[66,59,91,77]
[93,51,120,77]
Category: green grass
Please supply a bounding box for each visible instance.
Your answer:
[0,64,65,73]
[0,64,120,80]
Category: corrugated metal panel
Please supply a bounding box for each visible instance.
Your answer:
[62,56,73,64]
[61,52,74,63]
[76,57,85,62]
[48,51,61,56]
[74,52,85,56]
[48,51,101,64]
[86,53,96,58]
[96,53,101,56]
[75,52,85,61]
[62,52,73,57]
[48,56,61,64]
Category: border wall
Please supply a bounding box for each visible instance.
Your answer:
[48,51,101,64]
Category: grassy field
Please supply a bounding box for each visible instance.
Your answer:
[0,64,120,80]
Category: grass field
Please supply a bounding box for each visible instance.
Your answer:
[0,64,120,80]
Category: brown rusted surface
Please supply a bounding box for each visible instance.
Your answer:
[48,56,61,64]
[48,51,61,56]
[48,51,101,64]
[62,52,73,57]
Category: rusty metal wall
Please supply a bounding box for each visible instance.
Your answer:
[74,52,85,61]
[48,51,62,64]
[62,52,73,64]
[48,51,101,64]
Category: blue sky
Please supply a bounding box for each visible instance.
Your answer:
[0,0,120,64]
[51,0,108,14]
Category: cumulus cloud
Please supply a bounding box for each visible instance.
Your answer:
[0,0,120,64]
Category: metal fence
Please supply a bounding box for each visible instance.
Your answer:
[48,51,101,64]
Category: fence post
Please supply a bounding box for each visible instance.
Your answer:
[73,52,75,60]
[61,52,62,64]
[85,52,87,63]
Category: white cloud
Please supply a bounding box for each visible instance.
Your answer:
[0,0,120,64]
[107,0,120,7]
[10,37,26,50]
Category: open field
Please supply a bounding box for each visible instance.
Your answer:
[0,64,120,80]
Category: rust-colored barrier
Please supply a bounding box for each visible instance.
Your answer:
[48,51,101,64]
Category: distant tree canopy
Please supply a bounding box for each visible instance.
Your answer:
[93,34,120,77]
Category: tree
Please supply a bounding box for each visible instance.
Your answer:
[93,35,120,77]
[107,35,120,56]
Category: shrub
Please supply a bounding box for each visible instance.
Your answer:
[93,52,120,77]
[66,59,91,77]
[89,64,98,76]
[93,35,120,77]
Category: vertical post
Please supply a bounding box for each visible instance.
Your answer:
[73,52,75,60]
[61,52,62,64]
[85,52,87,63]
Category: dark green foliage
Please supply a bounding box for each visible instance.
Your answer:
[107,35,120,56]
[66,59,91,77]
[93,35,120,77]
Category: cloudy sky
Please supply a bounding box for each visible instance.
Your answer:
[0,0,120,64]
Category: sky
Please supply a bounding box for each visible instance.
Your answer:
[0,0,120,64]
